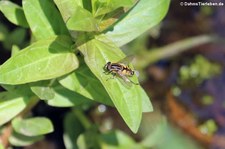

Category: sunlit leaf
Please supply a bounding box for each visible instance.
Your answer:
[66,6,98,32]
[23,0,69,40]
[0,92,28,126]
[104,0,170,47]
[12,117,53,136]
[0,36,78,85]
[30,80,55,100]
[78,35,151,132]
[54,0,83,22]
[92,0,134,17]
[0,1,29,27]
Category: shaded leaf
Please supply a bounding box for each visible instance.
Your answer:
[12,117,53,136]
[0,1,29,27]
[105,0,170,47]
[59,63,113,106]
[47,83,90,107]
[23,0,69,40]
[9,131,43,147]
[78,35,150,133]
[0,92,28,126]
[63,111,85,149]
[0,36,78,85]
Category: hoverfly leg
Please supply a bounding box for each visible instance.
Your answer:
[106,72,116,81]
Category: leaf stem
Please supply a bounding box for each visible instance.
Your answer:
[73,109,91,130]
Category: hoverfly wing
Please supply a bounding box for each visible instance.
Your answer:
[117,55,135,65]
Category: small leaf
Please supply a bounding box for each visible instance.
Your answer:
[105,0,170,47]
[0,1,29,27]
[30,80,55,100]
[0,92,28,126]
[12,117,53,136]
[47,83,90,107]
[0,36,78,85]
[78,35,149,133]
[1,84,34,97]
[59,62,113,106]
[66,6,98,32]
[23,0,69,40]
[140,88,153,113]
[9,131,43,146]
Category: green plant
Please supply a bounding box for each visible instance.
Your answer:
[0,0,170,148]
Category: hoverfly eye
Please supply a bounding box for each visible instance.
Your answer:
[131,71,135,75]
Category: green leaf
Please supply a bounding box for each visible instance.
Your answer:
[92,0,134,17]
[54,0,83,22]
[59,62,113,106]
[79,35,148,133]
[0,1,29,27]
[0,92,28,126]
[47,83,90,107]
[0,36,78,85]
[12,117,53,136]
[9,131,43,146]
[30,80,55,100]
[140,88,153,113]
[1,84,34,97]
[11,45,21,57]
[105,0,170,47]
[66,6,98,32]
[63,111,85,149]
[99,130,143,149]
[22,0,69,40]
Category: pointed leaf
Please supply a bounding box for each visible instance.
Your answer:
[12,117,53,136]
[0,1,29,27]
[23,0,69,40]
[79,36,149,133]
[105,0,170,47]
[0,36,78,85]
[0,92,28,126]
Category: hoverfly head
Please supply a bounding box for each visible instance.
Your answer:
[104,62,111,71]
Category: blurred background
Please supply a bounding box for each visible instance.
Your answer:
[1,0,225,149]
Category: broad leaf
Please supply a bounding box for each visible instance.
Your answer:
[12,117,53,136]
[0,1,29,27]
[78,35,150,133]
[59,63,113,106]
[47,84,90,107]
[0,92,28,126]
[9,131,43,146]
[23,0,69,40]
[66,6,98,32]
[0,36,78,85]
[105,0,170,47]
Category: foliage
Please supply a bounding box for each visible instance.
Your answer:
[0,0,170,148]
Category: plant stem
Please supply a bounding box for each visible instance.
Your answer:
[74,109,91,130]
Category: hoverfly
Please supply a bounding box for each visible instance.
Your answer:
[103,55,139,85]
